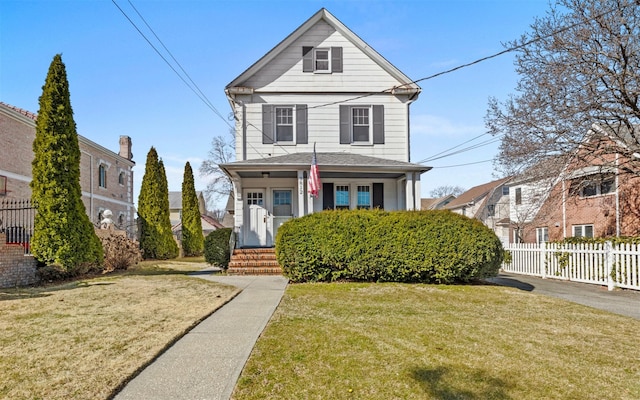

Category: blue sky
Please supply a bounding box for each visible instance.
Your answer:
[0,0,551,209]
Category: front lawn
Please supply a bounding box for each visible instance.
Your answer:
[233,282,640,399]
[0,261,238,400]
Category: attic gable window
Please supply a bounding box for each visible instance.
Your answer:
[303,46,343,73]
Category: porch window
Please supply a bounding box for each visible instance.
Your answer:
[357,185,371,209]
[275,107,294,142]
[335,185,350,210]
[536,227,549,243]
[573,224,594,238]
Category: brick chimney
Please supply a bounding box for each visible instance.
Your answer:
[119,136,133,160]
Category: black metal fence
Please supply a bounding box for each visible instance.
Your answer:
[0,199,36,255]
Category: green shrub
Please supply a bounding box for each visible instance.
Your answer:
[204,228,232,268]
[275,209,503,284]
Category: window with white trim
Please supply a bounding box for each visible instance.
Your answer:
[357,185,371,209]
[352,107,371,143]
[275,107,294,143]
[536,227,549,243]
[573,224,594,238]
[335,185,350,210]
[502,186,509,195]
[314,48,330,72]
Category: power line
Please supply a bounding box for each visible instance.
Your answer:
[111,0,233,129]
[431,159,494,169]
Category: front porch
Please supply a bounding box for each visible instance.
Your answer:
[221,152,431,249]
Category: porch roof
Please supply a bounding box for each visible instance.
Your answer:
[220,152,431,179]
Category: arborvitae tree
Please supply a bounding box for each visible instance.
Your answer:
[30,54,103,272]
[181,162,204,256]
[137,147,178,259]
[158,159,179,258]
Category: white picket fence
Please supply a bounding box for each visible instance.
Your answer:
[502,242,640,291]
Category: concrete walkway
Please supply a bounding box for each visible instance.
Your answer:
[487,273,640,320]
[113,274,289,400]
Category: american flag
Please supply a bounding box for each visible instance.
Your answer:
[308,145,320,198]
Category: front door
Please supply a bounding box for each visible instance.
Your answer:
[244,190,267,247]
[272,189,293,243]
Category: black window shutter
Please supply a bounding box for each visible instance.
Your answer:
[339,105,350,144]
[373,183,384,209]
[262,104,274,144]
[296,104,308,144]
[331,47,343,73]
[323,183,334,210]
[373,105,384,144]
[302,47,313,72]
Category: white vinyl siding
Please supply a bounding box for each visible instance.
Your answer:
[237,94,408,161]
[242,21,402,92]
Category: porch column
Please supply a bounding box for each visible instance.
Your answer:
[297,170,306,217]
[414,173,422,210]
[232,177,244,247]
[397,178,405,210]
[405,172,415,210]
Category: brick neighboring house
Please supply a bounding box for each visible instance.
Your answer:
[0,102,136,235]
[444,177,513,245]
[513,128,640,243]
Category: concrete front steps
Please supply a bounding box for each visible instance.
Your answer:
[227,248,282,275]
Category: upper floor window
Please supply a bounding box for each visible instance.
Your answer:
[98,165,107,188]
[487,204,496,216]
[302,46,342,73]
[573,224,594,238]
[340,105,384,145]
[570,174,615,198]
[502,186,509,195]
[262,104,307,145]
[275,107,294,142]
[515,188,522,205]
[118,171,125,186]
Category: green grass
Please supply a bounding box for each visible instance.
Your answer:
[233,282,640,400]
[0,261,238,400]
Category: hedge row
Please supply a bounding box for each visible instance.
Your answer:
[275,209,503,283]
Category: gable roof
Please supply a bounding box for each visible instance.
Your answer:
[421,195,455,210]
[225,8,420,94]
[168,191,204,210]
[444,177,512,210]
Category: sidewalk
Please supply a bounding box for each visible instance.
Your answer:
[113,274,289,400]
[487,273,640,320]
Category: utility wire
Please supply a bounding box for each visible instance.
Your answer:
[431,159,494,168]
[111,0,233,129]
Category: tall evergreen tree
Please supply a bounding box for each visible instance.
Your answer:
[30,54,103,272]
[181,162,204,256]
[137,147,178,259]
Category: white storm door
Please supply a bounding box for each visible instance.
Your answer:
[244,190,267,247]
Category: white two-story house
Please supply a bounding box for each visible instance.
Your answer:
[221,8,430,248]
